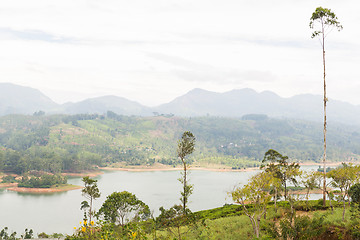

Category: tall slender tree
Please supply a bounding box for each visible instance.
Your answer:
[177,131,195,214]
[82,176,101,223]
[309,7,342,206]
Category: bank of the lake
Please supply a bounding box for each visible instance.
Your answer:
[61,171,104,178]
[99,166,259,172]
[100,161,347,172]
[0,182,17,188]
[7,184,82,193]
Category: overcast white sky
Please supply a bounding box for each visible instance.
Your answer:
[0,0,359,106]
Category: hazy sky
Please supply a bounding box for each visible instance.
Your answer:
[0,0,359,106]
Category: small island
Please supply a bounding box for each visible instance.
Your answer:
[1,171,82,193]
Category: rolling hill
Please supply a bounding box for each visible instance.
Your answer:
[1,83,360,126]
[0,83,58,115]
[0,113,359,174]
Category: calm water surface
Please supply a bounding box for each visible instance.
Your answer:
[0,166,320,235]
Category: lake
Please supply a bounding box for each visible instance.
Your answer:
[0,166,320,235]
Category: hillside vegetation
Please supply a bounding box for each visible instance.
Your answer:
[0,112,360,174]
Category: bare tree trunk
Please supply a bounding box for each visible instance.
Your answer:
[274,187,277,213]
[89,197,93,223]
[183,160,187,214]
[322,23,327,207]
[328,191,333,213]
[264,207,267,220]
[177,225,182,240]
[342,191,346,221]
[250,217,257,238]
[256,216,261,238]
[306,189,310,209]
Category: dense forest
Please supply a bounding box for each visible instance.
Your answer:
[0,112,359,174]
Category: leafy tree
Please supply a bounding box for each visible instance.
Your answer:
[301,172,318,207]
[1,175,16,183]
[261,149,301,200]
[177,131,196,214]
[268,174,282,213]
[231,171,272,238]
[328,163,360,220]
[267,215,326,240]
[37,232,49,238]
[311,170,335,211]
[21,229,33,239]
[156,205,202,240]
[0,227,17,240]
[349,183,360,205]
[97,191,150,226]
[349,182,360,237]
[310,6,343,206]
[81,176,101,223]
[18,173,67,188]
[80,200,90,220]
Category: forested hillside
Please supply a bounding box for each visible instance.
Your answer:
[0,112,359,174]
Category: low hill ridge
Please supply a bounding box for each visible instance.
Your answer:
[1,83,360,126]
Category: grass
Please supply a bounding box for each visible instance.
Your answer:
[148,201,359,240]
[201,215,253,240]
[149,215,253,240]
[313,207,352,226]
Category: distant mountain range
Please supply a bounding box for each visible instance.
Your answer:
[1,83,360,126]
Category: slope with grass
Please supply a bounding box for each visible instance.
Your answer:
[0,113,360,174]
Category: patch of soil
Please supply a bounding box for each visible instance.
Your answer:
[0,183,18,188]
[7,185,82,193]
[61,171,104,177]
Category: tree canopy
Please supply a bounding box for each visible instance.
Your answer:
[97,191,150,226]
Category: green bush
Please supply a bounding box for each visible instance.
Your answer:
[18,174,67,188]
[1,175,16,183]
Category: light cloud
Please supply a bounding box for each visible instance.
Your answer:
[0,0,359,106]
[0,27,75,43]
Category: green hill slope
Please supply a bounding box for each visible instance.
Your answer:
[0,112,359,174]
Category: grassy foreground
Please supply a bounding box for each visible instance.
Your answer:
[144,201,360,240]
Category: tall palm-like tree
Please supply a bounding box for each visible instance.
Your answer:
[310,7,342,206]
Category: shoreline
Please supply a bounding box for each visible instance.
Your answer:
[98,166,260,172]
[0,182,17,188]
[7,184,82,193]
[99,161,352,172]
[62,170,104,177]
[299,162,348,167]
